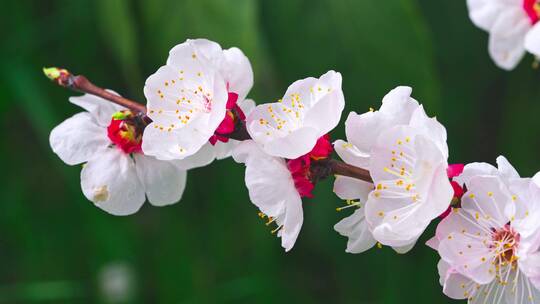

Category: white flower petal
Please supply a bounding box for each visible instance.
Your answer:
[366,128,452,248]
[222,47,254,101]
[333,176,372,200]
[453,161,498,187]
[134,154,187,206]
[333,139,370,169]
[461,175,514,229]
[409,105,448,158]
[213,141,236,160]
[450,267,540,304]
[302,71,345,134]
[334,207,377,254]
[70,92,124,127]
[496,155,520,180]
[233,141,304,251]
[280,192,303,252]
[238,98,256,116]
[525,22,540,57]
[488,7,530,70]
[512,174,540,238]
[343,111,382,155]
[167,38,223,68]
[520,251,540,290]
[469,276,533,304]
[392,240,418,254]
[499,270,540,304]
[247,71,344,159]
[248,125,319,160]
[435,208,487,243]
[168,39,253,101]
[466,0,513,32]
[81,148,145,216]
[415,135,454,219]
[379,86,419,123]
[426,236,440,250]
[233,141,297,215]
[50,112,109,165]
[174,142,217,170]
[438,231,495,285]
[340,87,419,156]
[437,260,476,300]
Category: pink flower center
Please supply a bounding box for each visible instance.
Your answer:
[524,0,540,24]
[107,111,143,154]
[286,135,333,198]
[491,224,520,266]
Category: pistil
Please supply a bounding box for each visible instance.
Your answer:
[492,224,520,266]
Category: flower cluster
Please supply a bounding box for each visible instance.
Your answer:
[47,35,540,303]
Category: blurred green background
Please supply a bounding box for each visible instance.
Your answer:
[2,0,540,303]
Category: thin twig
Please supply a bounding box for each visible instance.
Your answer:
[43,67,146,114]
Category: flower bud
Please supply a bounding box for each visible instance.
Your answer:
[43,67,71,86]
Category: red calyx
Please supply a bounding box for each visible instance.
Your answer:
[107,112,143,154]
[287,134,333,198]
[446,163,464,179]
[210,92,246,145]
[524,0,540,24]
[450,180,464,199]
[440,163,465,219]
[447,163,465,200]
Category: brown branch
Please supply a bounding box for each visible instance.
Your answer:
[328,159,373,183]
[43,67,146,114]
[43,67,373,183]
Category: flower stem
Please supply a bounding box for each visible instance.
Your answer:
[328,159,373,183]
[43,67,147,114]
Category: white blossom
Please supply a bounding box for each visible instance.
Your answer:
[246,71,344,159]
[467,0,540,70]
[142,38,253,162]
[333,86,452,253]
[50,93,187,215]
[429,159,540,303]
